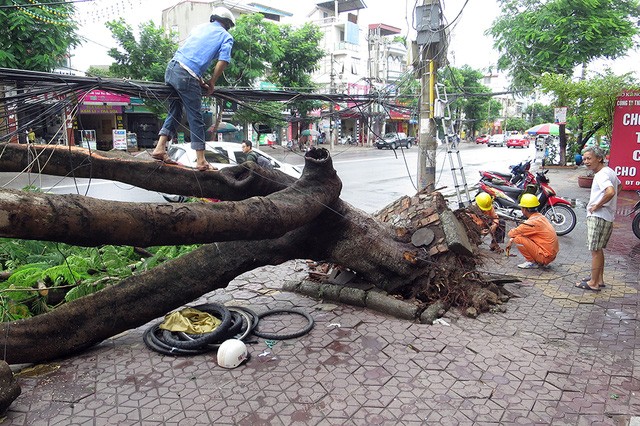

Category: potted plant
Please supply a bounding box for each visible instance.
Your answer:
[577,170,594,188]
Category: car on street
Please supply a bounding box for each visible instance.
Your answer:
[506,134,530,148]
[162,142,303,202]
[375,132,412,150]
[488,134,506,147]
[475,134,489,144]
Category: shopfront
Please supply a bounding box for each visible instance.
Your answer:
[75,90,129,150]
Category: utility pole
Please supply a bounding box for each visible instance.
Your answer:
[330,52,336,151]
[416,0,443,192]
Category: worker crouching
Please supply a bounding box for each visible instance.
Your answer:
[506,193,559,269]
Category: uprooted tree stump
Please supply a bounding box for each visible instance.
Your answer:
[0,144,507,364]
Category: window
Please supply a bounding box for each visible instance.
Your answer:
[204,148,231,164]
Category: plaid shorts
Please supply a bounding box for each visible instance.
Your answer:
[586,216,613,251]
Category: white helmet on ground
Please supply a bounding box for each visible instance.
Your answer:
[211,6,236,28]
[217,339,248,368]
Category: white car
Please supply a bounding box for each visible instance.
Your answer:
[162,142,302,202]
[488,134,506,147]
[167,142,302,178]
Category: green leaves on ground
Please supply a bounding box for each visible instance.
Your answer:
[0,239,198,322]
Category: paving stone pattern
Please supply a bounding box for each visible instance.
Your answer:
[6,167,640,425]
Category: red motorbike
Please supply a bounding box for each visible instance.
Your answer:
[479,159,532,187]
[478,169,577,236]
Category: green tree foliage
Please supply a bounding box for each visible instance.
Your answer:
[0,238,199,322]
[271,23,325,123]
[524,102,554,124]
[233,102,286,136]
[104,19,177,82]
[223,13,283,88]
[503,117,529,132]
[440,66,497,136]
[539,70,640,145]
[0,1,80,71]
[489,0,640,88]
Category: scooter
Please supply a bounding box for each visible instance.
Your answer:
[478,170,577,236]
[479,159,532,187]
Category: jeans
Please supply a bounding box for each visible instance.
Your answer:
[159,60,206,151]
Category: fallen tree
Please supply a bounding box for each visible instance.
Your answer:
[0,143,505,364]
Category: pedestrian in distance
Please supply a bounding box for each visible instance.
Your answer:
[575,146,622,292]
[469,192,505,253]
[506,193,559,269]
[151,6,235,172]
[27,128,36,144]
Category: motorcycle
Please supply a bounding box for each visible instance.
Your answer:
[479,159,532,187]
[631,190,640,239]
[478,169,577,236]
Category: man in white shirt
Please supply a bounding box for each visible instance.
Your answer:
[576,147,622,291]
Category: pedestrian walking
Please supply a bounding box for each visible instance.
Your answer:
[575,146,622,291]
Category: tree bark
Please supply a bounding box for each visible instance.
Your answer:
[0,149,341,246]
[0,146,496,364]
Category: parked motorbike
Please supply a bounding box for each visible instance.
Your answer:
[478,169,577,236]
[631,190,640,239]
[479,159,532,187]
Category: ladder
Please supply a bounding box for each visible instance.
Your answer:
[434,82,472,208]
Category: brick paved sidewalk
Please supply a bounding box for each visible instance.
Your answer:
[6,167,640,425]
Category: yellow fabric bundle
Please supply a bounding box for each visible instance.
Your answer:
[159,307,221,334]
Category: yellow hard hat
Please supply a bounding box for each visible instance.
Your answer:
[475,192,493,211]
[518,193,540,208]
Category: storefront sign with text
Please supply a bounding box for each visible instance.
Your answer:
[609,92,640,190]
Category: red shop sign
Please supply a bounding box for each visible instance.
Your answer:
[609,91,640,190]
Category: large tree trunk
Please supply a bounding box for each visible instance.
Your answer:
[0,145,496,364]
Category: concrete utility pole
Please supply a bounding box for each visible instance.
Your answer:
[416,0,444,192]
[330,52,336,151]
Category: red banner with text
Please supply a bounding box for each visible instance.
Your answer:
[609,92,640,190]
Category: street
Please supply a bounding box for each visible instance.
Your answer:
[0,142,536,212]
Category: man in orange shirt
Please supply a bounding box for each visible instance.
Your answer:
[506,194,559,269]
[470,192,505,252]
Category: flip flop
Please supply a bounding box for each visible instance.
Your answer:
[575,280,601,292]
[196,164,217,172]
[151,152,179,165]
[581,277,606,288]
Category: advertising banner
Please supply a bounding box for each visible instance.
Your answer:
[112,129,127,150]
[609,92,640,190]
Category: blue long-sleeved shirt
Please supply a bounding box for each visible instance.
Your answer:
[173,21,234,78]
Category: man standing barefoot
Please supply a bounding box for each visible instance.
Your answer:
[576,147,622,291]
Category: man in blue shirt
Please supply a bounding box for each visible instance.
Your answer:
[152,6,235,171]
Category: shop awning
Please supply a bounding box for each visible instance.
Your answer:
[81,89,130,106]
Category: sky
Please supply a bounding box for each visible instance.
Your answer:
[70,0,639,77]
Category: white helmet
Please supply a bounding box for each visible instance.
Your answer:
[211,6,236,28]
[217,339,248,368]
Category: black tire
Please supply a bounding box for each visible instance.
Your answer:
[542,204,577,236]
[252,308,314,340]
[377,146,382,149]
[231,306,260,336]
[143,323,212,356]
[390,142,396,150]
[406,142,412,149]
[159,303,232,349]
[632,213,640,239]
